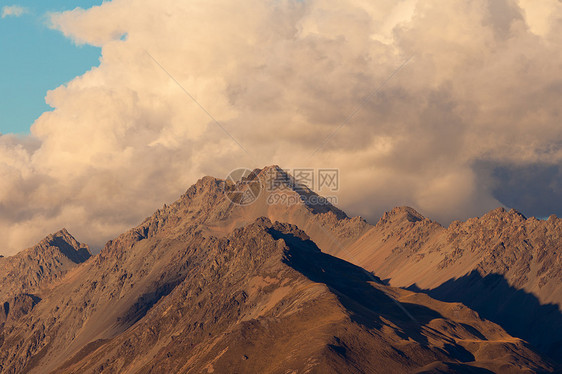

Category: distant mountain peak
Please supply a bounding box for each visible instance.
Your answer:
[481,207,527,222]
[379,206,426,224]
[253,164,282,175]
[0,228,91,305]
[34,228,92,264]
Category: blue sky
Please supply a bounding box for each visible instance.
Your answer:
[0,0,102,135]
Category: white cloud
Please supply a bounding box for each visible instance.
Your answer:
[2,5,28,18]
[1,0,562,255]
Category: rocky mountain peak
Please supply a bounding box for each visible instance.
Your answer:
[379,206,426,224]
[480,207,527,223]
[255,165,348,219]
[0,229,90,307]
[35,228,91,263]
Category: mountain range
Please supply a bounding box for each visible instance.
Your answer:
[0,166,560,373]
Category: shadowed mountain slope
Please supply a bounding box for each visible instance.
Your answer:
[86,166,562,364]
[345,207,561,306]
[0,168,559,373]
[0,182,553,373]
[341,207,562,362]
[93,168,562,365]
[408,271,562,361]
[51,219,551,373]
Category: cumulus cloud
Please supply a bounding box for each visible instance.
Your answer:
[2,5,28,18]
[1,0,562,255]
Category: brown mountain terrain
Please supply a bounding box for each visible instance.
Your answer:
[0,166,559,373]
[340,206,562,361]
[196,166,562,362]
[0,218,553,373]
[0,229,91,325]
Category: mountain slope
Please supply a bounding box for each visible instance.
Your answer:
[0,228,91,303]
[146,166,371,255]
[343,207,561,303]
[51,219,552,374]
[0,218,552,373]
[0,168,559,373]
[88,166,562,363]
[342,206,562,361]
[191,167,561,362]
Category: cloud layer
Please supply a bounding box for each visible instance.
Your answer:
[2,5,27,18]
[1,0,562,255]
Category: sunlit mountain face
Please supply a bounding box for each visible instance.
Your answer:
[0,168,560,373]
[1,1,562,372]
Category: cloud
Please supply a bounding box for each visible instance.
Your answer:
[475,161,562,219]
[2,5,28,18]
[1,0,562,255]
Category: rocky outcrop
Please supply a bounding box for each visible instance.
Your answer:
[0,294,41,324]
[0,229,91,303]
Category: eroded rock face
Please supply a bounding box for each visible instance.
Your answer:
[0,294,41,323]
[142,168,561,357]
[379,207,561,300]
[0,230,90,373]
[0,217,555,373]
[0,229,91,303]
[342,206,562,361]
[100,166,370,259]
[0,168,560,373]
